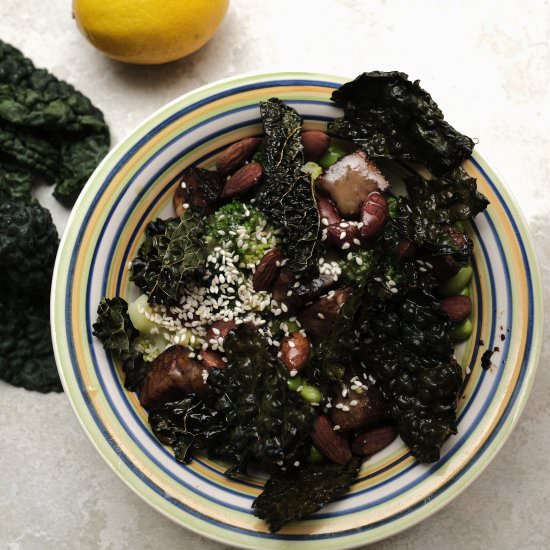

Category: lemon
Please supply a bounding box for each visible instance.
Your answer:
[73,0,229,64]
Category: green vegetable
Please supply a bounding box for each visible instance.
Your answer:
[287,376,304,391]
[319,145,346,169]
[252,151,264,164]
[253,457,361,532]
[365,292,463,462]
[308,446,325,464]
[149,326,315,474]
[301,161,323,181]
[454,221,465,233]
[0,40,110,206]
[131,209,207,306]
[450,318,473,340]
[340,249,375,283]
[405,167,489,224]
[439,265,474,297]
[458,286,471,297]
[0,161,33,203]
[256,99,321,272]
[0,296,62,392]
[93,297,151,391]
[300,385,323,404]
[205,200,279,266]
[329,71,474,176]
[0,200,58,297]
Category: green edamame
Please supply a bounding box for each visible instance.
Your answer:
[450,318,473,340]
[287,376,303,392]
[300,385,323,404]
[458,285,471,297]
[454,220,465,233]
[309,446,324,464]
[440,265,474,297]
[251,151,264,164]
[319,146,346,169]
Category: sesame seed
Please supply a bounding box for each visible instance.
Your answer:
[424,261,434,269]
[293,461,300,467]
[419,267,428,273]
[340,222,349,228]
[183,203,190,209]
[281,303,288,313]
[333,425,341,431]
[390,287,399,294]
[317,312,325,319]
[289,369,298,377]
[353,238,361,245]
[180,181,187,189]
[288,340,296,348]
[321,217,329,226]
[350,400,358,406]
[356,257,363,265]
[340,231,346,240]
[342,243,350,250]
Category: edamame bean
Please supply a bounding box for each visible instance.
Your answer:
[454,220,465,233]
[309,446,324,464]
[440,265,473,297]
[300,385,323,404]
[458,285,471,297]
[450,318,473,340]
[287,376,303,392]
[319,146,346,169]
[386,195,397,219]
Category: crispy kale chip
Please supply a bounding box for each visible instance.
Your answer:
[0,40,110,206]
[0,296,62,392]
[130,209,207,306]
[256,99,321,272]
[93,297,151,391]
[149,326,315,474]
[405,166,489,223]
[0,160,34,203]
[329,71,474,176]
[253,457,362,532]
[364,291,463,462]
[0,200,58,297]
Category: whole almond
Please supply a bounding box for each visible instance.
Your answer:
[222,162,263,198]
[352,425,397,456]
[311,415,352,465]
[317,196,342,226]
[360,191,388,239]
[302,131,330,161]
[216,137,262,175]
[280,331,310,373]
[326,221,362,251]
[253,248,284,292]
[440,295,472,322]
[330,385,388,432]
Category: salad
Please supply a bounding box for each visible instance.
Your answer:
[93,71,488,531]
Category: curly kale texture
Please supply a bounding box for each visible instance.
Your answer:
[0,296,62,392]
[329,71,474,176]
[131,209,207,306]
[0,39,110,206]
[149,326,315,475]
[253,457,362,532]
[0,160,34,203]
[255,99,321,272]
[363,291,463,462]
[0,200,58,297]
[93,297,151,392]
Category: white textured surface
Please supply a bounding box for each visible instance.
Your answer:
[0,0,549,548]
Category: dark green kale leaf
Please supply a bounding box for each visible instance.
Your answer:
[253,457,362,532]
[0,160,34,203]
[0,200,58,297]
[385,196,472,265]
[149,326,315,475]
[130,209,207,306]
[363,291,463,462]
[405,166,489,223]
[0,39,110,206]
[93,297,151,391]
[256,98,321,272]
[329,71,474,176]
[0,296,62,392]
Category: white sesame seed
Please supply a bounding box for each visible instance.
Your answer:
[294,461,300,467]
[390,287,399,294]
[281,303,289,313]
[419,267,428,273]
[356,257,363,265]
[340,231,346,240]
[321,217,329,226]
[180,180,187,189]
[288,340,296,348]
[333,425,341,431]
[350,400,358,406]
[353,238,361,245]
[342,242,350,250]
[317,312,325,319]
[289,369,298,377]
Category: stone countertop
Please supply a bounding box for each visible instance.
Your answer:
[0,0,549,548]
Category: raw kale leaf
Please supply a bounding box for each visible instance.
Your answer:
[0,199,58,298]
[130,209,207,306]
[93,297,151,391]
[329,71,474,176]
[363,291,463,462]
[0,160,34,203]
[0,40,110,206]
[0,296,62,392]
[253,457,362,532]
[149,326,315,474]
[385,196,472,264]
[405,166,489,223]
[256,98,321,272]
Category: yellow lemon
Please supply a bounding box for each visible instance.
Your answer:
[73,0,229,64]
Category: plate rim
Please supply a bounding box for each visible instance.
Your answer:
[50,71,543,549]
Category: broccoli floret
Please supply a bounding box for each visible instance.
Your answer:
[0,200,59,297]
[205,201,280,266]
[0,296,62,392]
[339,250,376,283]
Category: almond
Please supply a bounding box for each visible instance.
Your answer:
[317,195,342,226]
[326,221,362,251]
[330,385,388,432]
[311,415,352,465]
[222,162,263,198]
[440,295,472,322]
[351,425,397,456]
[280,332,310,372]
[252,248,284,292]
[302,130,330,161]
[360,192,388,240]
[216,137,262,175]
